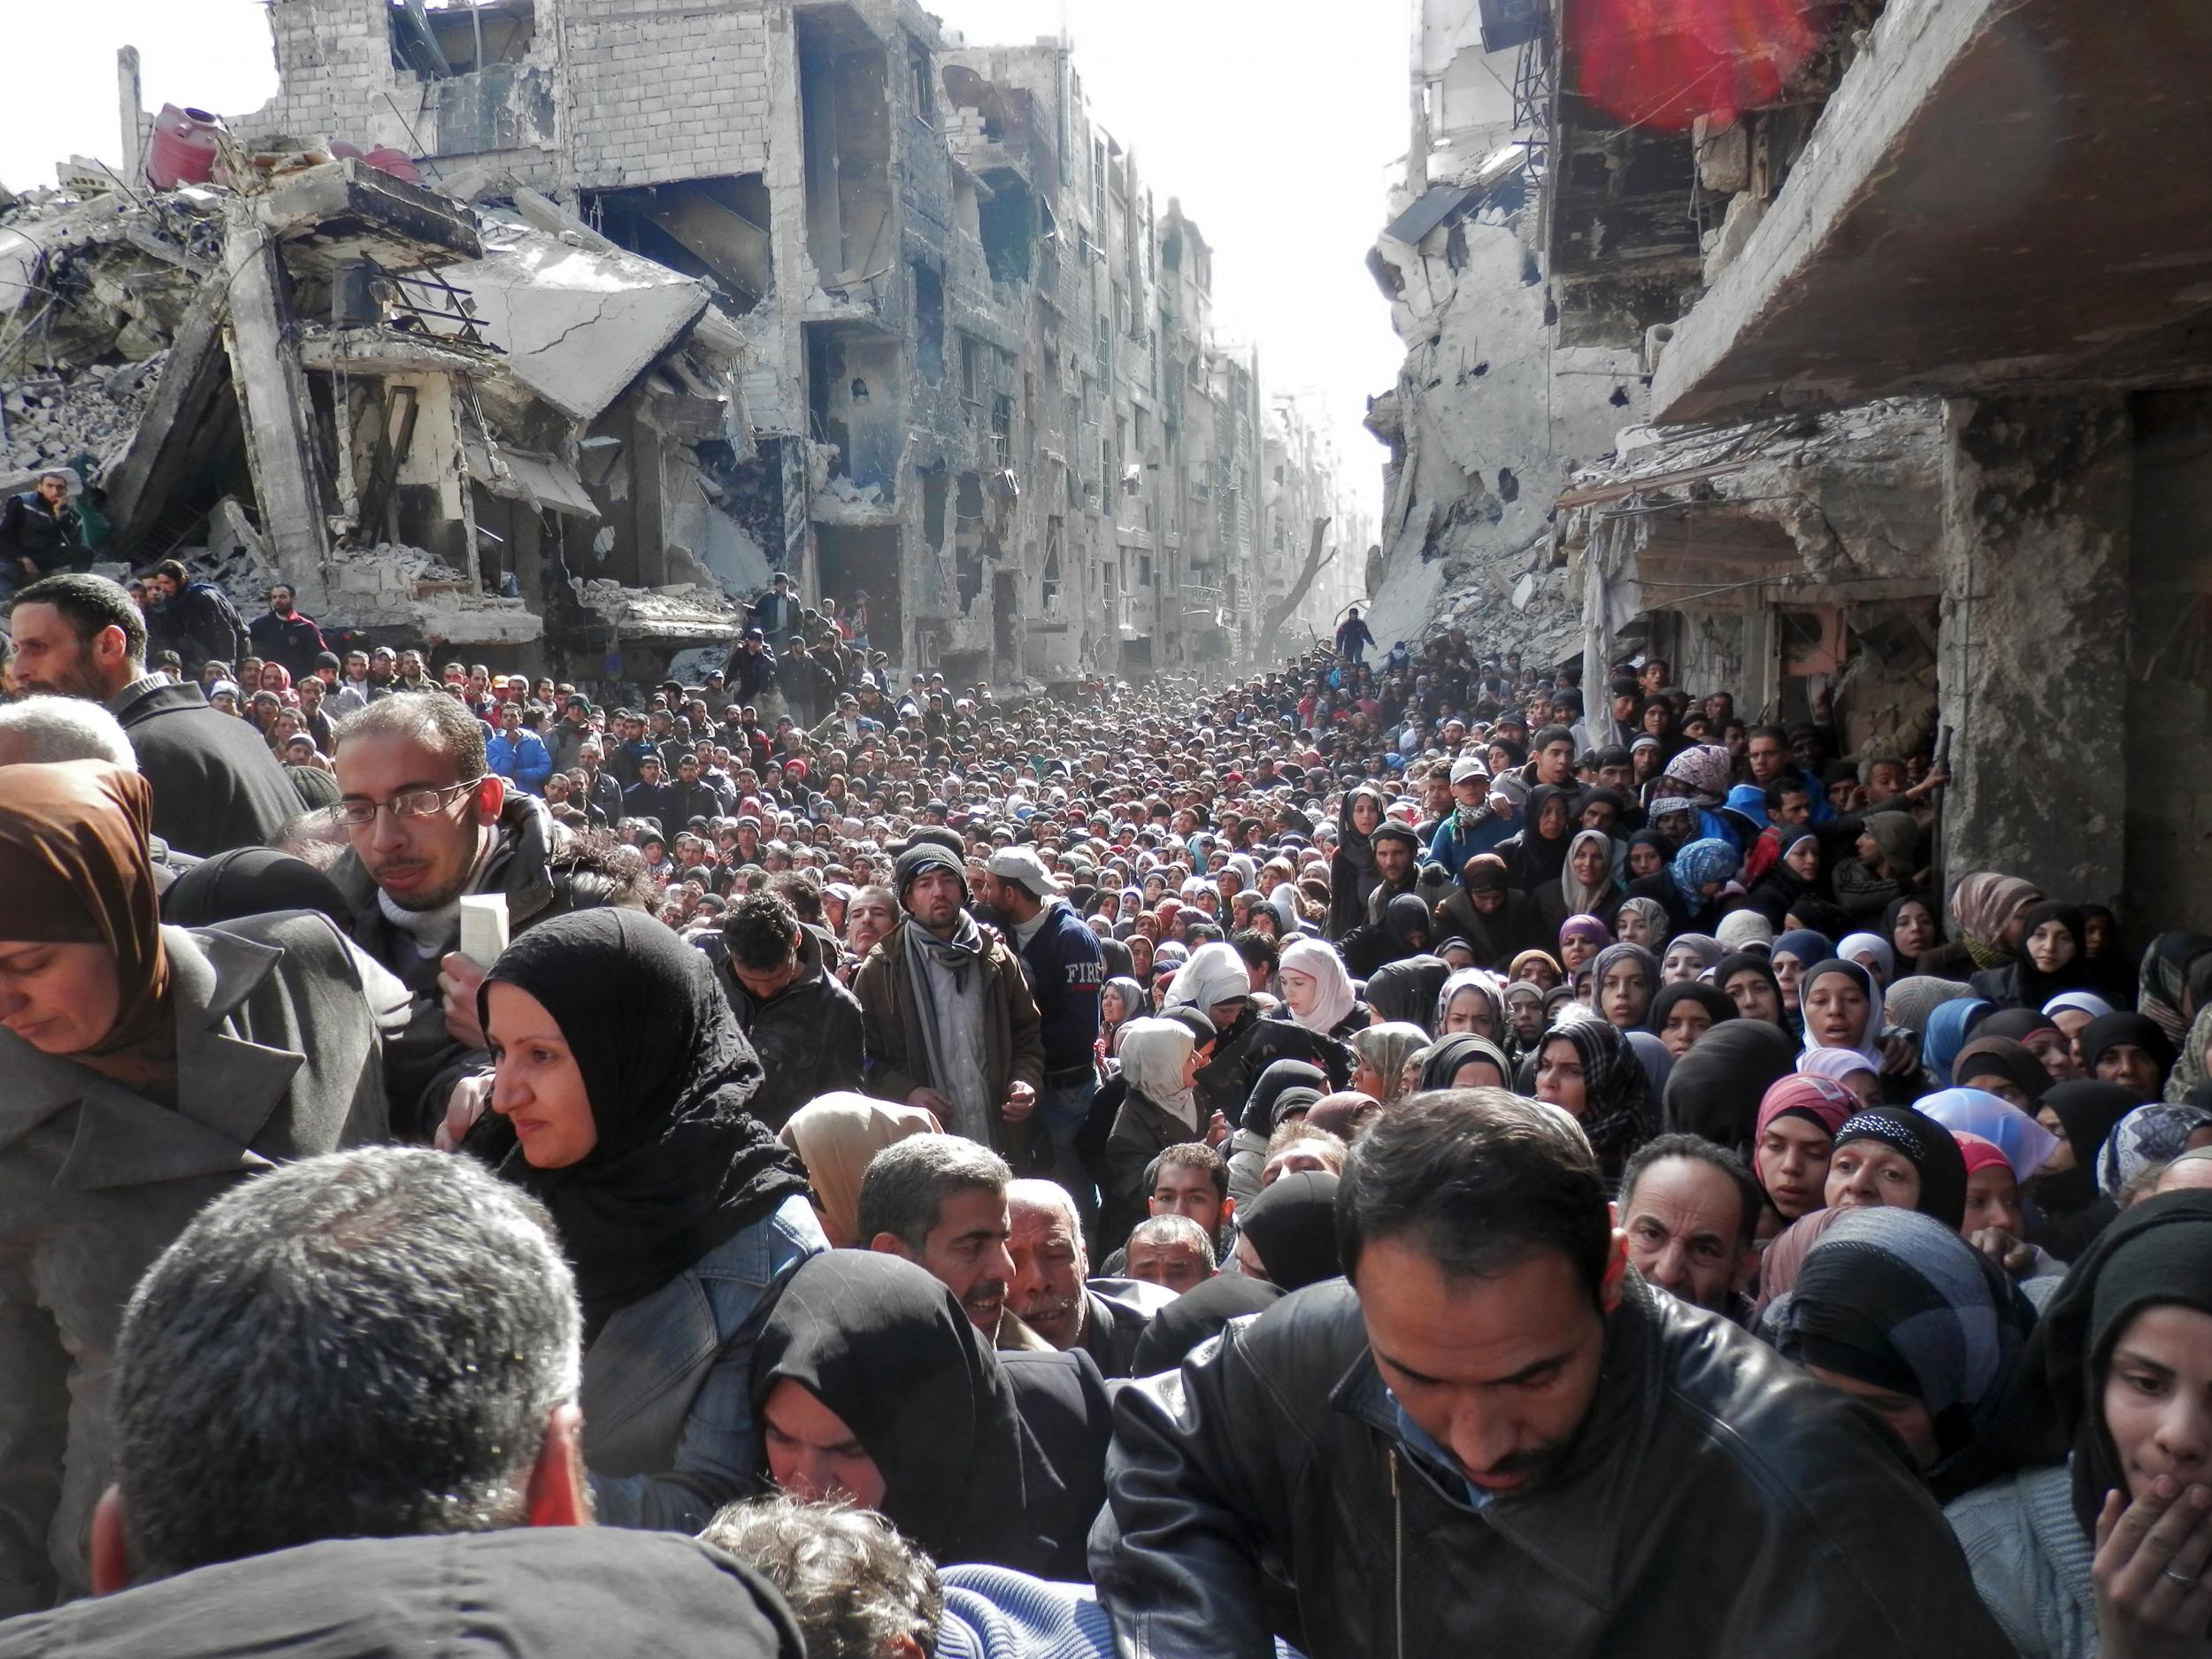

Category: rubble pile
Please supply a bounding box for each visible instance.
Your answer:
[0,147,762,665]
[1,357,165,477]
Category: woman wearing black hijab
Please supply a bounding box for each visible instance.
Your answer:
[1227,1058,1330,1209]
[1497,783,1576,895]
[1970,902,2096,1011]
[752,1250,1099,1578]
[1233,1170,1345,1290]
[1131,1275,1283,1374]
[1824,1107,1970,1231]
[1661,1018,1799,1154]
[2024,1079,2141,1261]
[478,907,824,1532]
[1945,1193,2212,1659]
[1363,952,1451,1031]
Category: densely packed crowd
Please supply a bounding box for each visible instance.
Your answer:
[1,566,2210,1658]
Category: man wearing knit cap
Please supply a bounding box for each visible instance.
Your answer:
[853,841,1046,1167]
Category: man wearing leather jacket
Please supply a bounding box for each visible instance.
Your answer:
[1090,1090,2017,1659]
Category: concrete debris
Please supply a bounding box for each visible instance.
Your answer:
[1,357,164,478]
[1,142,760,666]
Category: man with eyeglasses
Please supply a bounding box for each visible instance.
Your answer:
[328,693,579,1141]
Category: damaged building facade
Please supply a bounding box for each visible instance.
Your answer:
[1,0,1358,685]
[1373,0,2212,922]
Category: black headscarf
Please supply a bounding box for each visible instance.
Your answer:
[1660,1016,1796,1154]
[1417,1033,1516,1092]
[160,846,349,927]
[2037,1079,2143,1217]
[1241,1057,1329,1135]
[1365,953,1449,1029]
[480,909,809,1343]
[2037,1192,2212,1537]
[1502,784,1574,890]
[2008,902,2097,1008]
[751,1251,1062,1572]
[1832,1107,1970,1231]
[1130,1275,1283,1374]
[1647,980,1737,1041]
[2080,1012,2177,1090]
[2043,1080,2143,1174]
[1235,1170,1344,1290]
[1714,951,1787,1027]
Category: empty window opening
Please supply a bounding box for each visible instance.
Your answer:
[912,261,945,384]
[389,0,535,77]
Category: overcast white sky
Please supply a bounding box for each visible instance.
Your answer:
[0,0,1404,521]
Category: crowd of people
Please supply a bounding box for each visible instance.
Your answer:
[2,565,2211,1658]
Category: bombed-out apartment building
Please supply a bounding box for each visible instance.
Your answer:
[1370,0,2212,923]
[0,0,1358,685]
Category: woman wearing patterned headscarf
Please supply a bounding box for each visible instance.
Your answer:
[2096,1099,2212,1202]
[1530,1014,1654,1181]
[2136,933,2212,1048]
[1763,1207,2036,1502]
[1948,872,2044,976]
[1614,894,1673,951]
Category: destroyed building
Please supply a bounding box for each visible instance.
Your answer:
[1375,0,2212,922]
[0,0,1361,686]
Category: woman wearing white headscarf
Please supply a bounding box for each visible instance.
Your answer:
[1273,936,1364,1038]
[1099,1017,1209,1248]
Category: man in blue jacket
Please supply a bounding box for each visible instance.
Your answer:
[486,701,552,795]
[1426,756,1511,875]
[979,846,1105,1224]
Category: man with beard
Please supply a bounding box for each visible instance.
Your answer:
[327,694,574,1141]
[244,583,326,680]
[7,573,296,856]
[1092,1090,2016,1658]
[1004,1179,1172,1378]
[852,841,1043,1167]
[1360,821,1421,926]
[856,1134,1027,1346]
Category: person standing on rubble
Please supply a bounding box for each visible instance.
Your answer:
[0,472,87,598]
[246,584,326,681]
[141,558,249,675]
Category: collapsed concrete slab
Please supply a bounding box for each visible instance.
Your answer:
[445,225,710,422]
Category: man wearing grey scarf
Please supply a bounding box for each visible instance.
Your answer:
[851,840,1044,1161]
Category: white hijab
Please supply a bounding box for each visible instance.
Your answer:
[1117,1018,1199,1131]
[1164,941,1251,1018]
[1278,936,1358,1033]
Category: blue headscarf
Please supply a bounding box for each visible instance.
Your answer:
[1772,929,1835,971]
[1921,996,1995,1089]
[1670,839,1742,910]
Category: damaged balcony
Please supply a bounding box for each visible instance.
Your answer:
[387,0,558,161]
[1650,0,2212,421]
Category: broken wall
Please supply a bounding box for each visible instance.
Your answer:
[1366,193,1643,663]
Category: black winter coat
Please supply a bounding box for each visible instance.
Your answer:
[697,925,864,1131]
[1093,1273,2019,1659]
[113,677,300,858]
